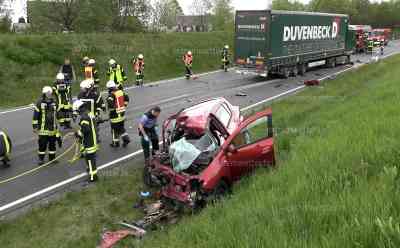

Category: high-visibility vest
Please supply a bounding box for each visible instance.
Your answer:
[113,90,126,114]
[109,65,124,83]
[84,66,93,79]
[184,55,193,65]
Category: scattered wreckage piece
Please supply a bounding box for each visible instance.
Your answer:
[98,229,144,248]
[304,79,320,86]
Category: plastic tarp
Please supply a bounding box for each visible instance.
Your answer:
[169,137,202,172]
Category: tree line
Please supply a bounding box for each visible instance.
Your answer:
[0,0,233,33]
[272,0,400,28]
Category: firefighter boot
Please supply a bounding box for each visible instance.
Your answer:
[122,134,130,148]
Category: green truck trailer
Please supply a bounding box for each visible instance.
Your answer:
[235,10,355,77]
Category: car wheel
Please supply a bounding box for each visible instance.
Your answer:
[209,180,230,203]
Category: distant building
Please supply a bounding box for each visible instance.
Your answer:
[176,15,212,32]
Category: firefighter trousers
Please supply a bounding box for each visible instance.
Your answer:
[85,153,98,182]
[111,121,130,147]
[136,72,144,85]
[57,108,72,127]
[38,135,57,162]
[185,65,192,78]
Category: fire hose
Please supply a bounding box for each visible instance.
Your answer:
[0,132,79,185]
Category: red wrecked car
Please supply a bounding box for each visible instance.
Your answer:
[144,97,275,209]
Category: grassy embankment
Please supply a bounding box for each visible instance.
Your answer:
[2,54,400,247]
[0,32,233,108]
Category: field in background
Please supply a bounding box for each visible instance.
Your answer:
[1,53,400,247]
[0,32,233,108]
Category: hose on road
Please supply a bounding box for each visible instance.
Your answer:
[0,132,78,185]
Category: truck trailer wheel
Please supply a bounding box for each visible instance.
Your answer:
[327,58,336,68]
[298,64,306,76]
[291,66,298,77]
[282,67,291,78]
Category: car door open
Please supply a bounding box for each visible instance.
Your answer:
[222,108,275,180]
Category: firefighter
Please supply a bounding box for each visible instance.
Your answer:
[182,51,193,79]
[107,59,127,90]
[106,80,130,148]
[59,58,76,85]
[84,59,100,89]
[82,56,90,68]
[73,100,99,183]
[54,73,73,129]
[32,86,62,165]
[221,45,230,72]
[78,79,105,142]
[380,44,384,56]
[368,40,374,54]
[138,106,161,163]
[0,131,12,167]
[133,54,145,86]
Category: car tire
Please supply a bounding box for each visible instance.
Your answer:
[282,67,290,79]
[209,180,230,203]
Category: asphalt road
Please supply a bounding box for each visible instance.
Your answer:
[0,41,399,215]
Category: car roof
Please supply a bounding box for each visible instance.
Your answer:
[180,98,226,118]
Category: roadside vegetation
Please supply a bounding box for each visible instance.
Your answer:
[0,31,233,108]
[1,54,400,247]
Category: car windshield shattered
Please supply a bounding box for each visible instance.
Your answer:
[169,133,219,173]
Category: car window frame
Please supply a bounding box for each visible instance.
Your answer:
[231,114,272,150]
[215,103,232,129]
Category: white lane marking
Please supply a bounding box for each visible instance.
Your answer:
[1,51,400,214]
[0,105,33,115]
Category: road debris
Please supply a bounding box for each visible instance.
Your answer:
[98,229,144,248]
[304,79,320,86]
[235,92,247,97]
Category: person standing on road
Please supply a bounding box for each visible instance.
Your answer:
[221,45,230,72]
[182,51,193,79]
[106,80,130,148]
[78,79,105,143]
[133,54,145,86]
[53,73,73,129]
[0,131,12,167]
[138,106,161,164]
[59,58,76,85]
[32,86,62,165]
[73,100,99,183]
[107,59,127,90]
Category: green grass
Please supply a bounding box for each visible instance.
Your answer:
[2,54,400,247]
[0,32,233,108]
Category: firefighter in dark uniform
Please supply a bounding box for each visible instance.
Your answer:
[32,86,62,165]
[53,73,73,129]
[73,100,99,183]
[138,106,161,164]
[59,58,76,85]
[106,81,130,148]
[182,51,193,79]
[107,59,128,90]
[221,45,230,72]
[78,79,105,142]
[0,131,12,167]
[84,59,100,89]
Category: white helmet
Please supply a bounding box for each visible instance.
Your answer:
[138,54,144,59]
[109,59,116,66]
[42,86,53,95]
[80,79,92,89]
[224,45,229,49]
[72,100,85,112]
[56,73,64,81]
[106,80,117,89]
[187,51,192,56]
[88,59,95,65]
